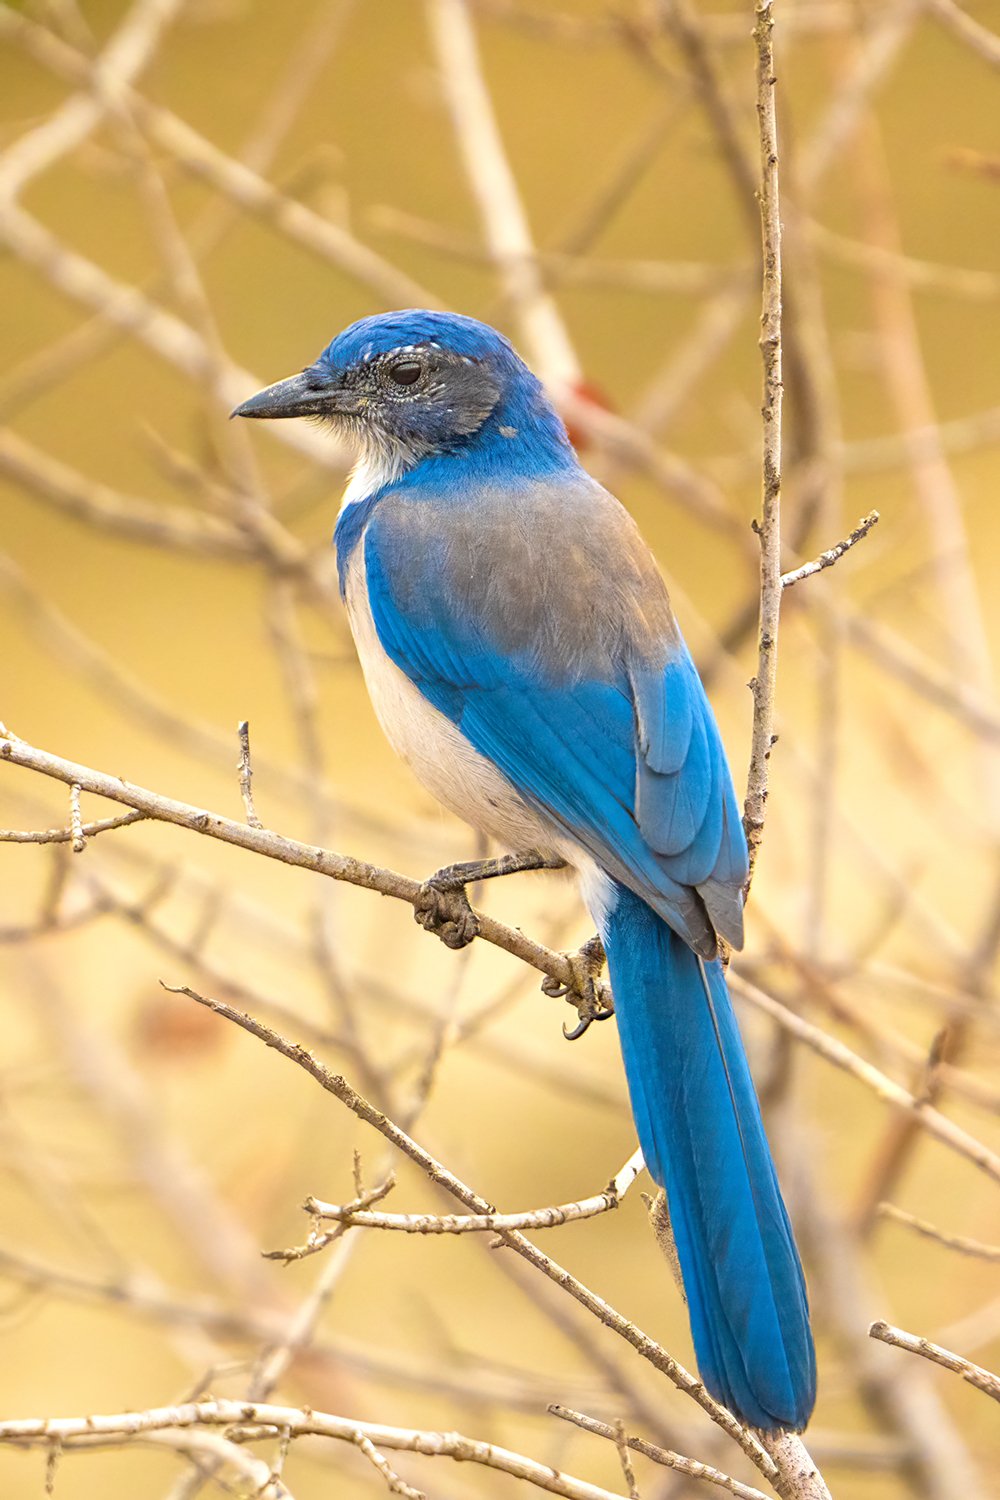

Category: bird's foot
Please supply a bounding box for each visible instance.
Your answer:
[413,869,481,950]
[541,934,613,1039]
[414,849,565,951]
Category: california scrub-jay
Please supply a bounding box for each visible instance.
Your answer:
[234,309,816,1432]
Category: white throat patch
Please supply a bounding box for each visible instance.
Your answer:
[339,455,390,513]
[338,433,419,514]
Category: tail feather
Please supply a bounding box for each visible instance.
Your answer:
[601,881,815,1431]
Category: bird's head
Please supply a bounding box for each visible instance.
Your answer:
[232,309,573,483]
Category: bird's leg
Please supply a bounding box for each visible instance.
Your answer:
[541,933,614,1039]
[414,849,566,951]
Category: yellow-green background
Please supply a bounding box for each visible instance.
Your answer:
[1,1,999,1496]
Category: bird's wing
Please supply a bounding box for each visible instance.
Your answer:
[362,483,747,953]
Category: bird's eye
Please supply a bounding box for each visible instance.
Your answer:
[388,359,422,387]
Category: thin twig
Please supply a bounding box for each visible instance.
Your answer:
[780,512,880,590]
[305,1150,644,1235]
[236,722,263,829]
[0,810,146,844]
[550,1406,768,1500]
[877,1203,1000,1262]
[869,1322,1000,1405]
[743,0,783,887]
[69,784,85,853]
[729,972,1000,1187]
[352,1431,426,1500]
[0,1400,644,1500]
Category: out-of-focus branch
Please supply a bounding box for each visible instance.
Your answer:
[425,0,581,389]
[730,972,1000,1187]
[927,0,1000,68]
[0,0,183,205]
[0,8,436,310]
[877,1202,1000,1262]
[869,1322,1000,1406]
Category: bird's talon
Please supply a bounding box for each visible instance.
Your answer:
[542,936,611,1041]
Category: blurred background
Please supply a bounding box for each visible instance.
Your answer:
[2,0,1000,1496]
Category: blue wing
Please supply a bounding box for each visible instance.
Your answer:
[362,502,747,953]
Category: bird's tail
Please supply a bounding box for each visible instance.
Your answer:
[600,881,816,1431]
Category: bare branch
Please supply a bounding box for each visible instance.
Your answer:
[730,972,1000,1187]
[780,512,880,590]
[0,1399,650,1500]
[877,1202,1000,1262]
[927,0,1000,68]
[305,1149,644,1235]
[549,1406,769,1500]
[236,722,263,830]
[426,0,580,388]
[0,810,146,844]
[161,981,784,1483]
[0,730,595,999]
[742,0,783,887]
[869,1322,1000,1405]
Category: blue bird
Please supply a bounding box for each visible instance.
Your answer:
[234,309,816,1431]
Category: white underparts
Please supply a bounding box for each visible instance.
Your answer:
[343,546,554,851]
[342,531,616,931]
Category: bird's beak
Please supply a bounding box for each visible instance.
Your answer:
[231,370,358,421]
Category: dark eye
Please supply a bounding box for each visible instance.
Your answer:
[388,360,422,387]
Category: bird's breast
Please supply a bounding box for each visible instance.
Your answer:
[342,542,557,851]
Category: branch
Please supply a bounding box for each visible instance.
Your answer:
[927,0,1000,68]
[729,972,1000,1187]
[877,1203,1000,1263]
[0,1399,642,1500]
[869,1322,1000,1405]
[426,0,580,388]
[780,511,880,590]
[0,7,437,309]
[0,729,587,1000]
[549,1406,769,1500]
[305,1149,644,1235]
[0,809,146,844]
[743,0,783,887]
[160,982,783,1484]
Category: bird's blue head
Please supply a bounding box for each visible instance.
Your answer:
[232,309,576,486]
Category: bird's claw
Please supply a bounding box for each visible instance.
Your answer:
[414,876,480,950]
[541,935,613,1040]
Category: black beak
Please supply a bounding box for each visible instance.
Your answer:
[231,370,355,421]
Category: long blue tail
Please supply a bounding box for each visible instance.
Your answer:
[601,882,815,1431]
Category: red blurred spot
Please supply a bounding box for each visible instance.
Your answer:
[562,378,615,452]
[132,991,225,1061]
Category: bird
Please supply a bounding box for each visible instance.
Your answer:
[234,309,816,1432]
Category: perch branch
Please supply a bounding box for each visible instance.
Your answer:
[743,0,783,886]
